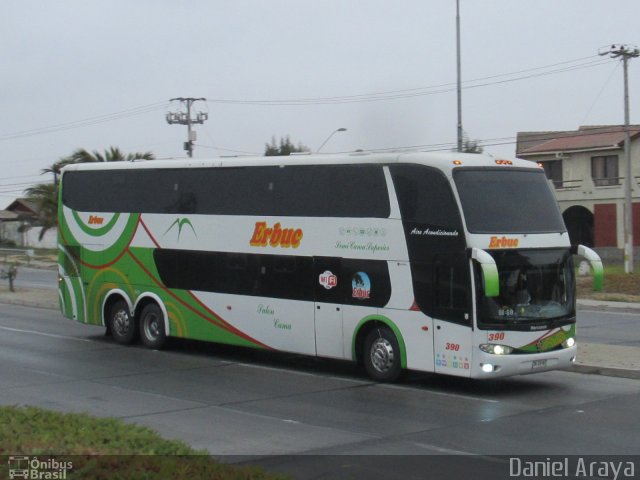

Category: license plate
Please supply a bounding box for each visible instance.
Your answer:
[531,359,548,369]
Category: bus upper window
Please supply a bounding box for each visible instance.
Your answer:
[390,164,463,230]
[453,168,566,234]
[62,164,390,218]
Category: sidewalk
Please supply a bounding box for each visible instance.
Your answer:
[1,287,639,379]
[572,299,640,379]
[571,343,640,380]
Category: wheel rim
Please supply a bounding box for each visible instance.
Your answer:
[370,337,395,373]
[144,312,161,340]
[113,309,130,337]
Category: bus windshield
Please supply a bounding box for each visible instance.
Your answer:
[476,249,575,327]
[454,168,566,234]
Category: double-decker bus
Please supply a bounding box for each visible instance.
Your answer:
[57,151,603,381]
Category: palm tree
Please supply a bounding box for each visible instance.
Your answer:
[22,183,58,241]
[43,147,155,181]
[25,147,155,239]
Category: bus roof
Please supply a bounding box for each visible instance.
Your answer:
[60,151,539,174]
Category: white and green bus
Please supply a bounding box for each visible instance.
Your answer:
[58,151,603,381]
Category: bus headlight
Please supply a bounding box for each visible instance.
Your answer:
[480,344,514,355]
[481,363,495,373]
[562,337,576,348]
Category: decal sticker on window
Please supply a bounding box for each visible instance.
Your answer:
[488,236,519,248]
[352,272,371,299]
[319,270,337,290]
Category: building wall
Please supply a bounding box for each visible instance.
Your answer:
[521,139,639,257]
[24,227,57,249]
[0,222,57,249]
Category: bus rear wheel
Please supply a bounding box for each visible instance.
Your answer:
[139,303,167,350]
[109,300,137,345]
[363,326,402,382]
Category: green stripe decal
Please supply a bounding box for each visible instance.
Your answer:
[72,210,121,236]
[519,325,575,353]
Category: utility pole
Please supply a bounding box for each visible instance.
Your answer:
[600,44,639,273]
[166,97,208,157]
[455,0,463,153]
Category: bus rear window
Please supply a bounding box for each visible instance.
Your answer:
[453,168,566,234]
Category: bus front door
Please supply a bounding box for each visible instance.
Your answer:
[313,257,344,359]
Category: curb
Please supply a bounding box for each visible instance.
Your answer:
[568,364,640,380]
[577,299,640,314]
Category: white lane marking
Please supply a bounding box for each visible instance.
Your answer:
[411,441,478,455]
[377,382,500,403]
[0,325,94,343]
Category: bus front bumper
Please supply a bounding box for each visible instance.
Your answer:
[472,344,577,379]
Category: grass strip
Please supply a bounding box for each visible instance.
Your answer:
[0,406,286,479]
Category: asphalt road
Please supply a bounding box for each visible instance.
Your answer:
[1,304,639,478]
[13,267,58,290]
[577,309,640,347]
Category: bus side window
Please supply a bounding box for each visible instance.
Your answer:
[61,245,81,277]
[341,259,391,308]
[433,255,471,324]
[411,256,471,324]
[409,261,434,314]
[256,255,314,301]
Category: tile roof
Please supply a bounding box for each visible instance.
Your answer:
[0,210,19,221]
[518,125,640,155]
[4,198,40,216]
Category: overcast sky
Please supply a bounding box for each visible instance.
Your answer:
[1,0,639,203]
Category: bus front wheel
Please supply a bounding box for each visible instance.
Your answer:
[139,303,167,350]
[109,300,137,345]
[363,326,402,382]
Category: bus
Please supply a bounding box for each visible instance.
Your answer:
[57,151,603,381]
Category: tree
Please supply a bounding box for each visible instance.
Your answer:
[264,136,309,156]
[24,147,155,239]
[43,147,155,181]
[23,183,58,241]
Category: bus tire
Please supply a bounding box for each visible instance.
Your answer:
[109,299,137,345]
[363,326,402,382]
[139,303,167,350]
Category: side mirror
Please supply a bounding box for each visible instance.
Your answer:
[571,245,604,291]
[471,248,499,297]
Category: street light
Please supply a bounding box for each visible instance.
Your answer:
[317,128,347,152]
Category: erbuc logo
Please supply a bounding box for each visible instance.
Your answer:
[250,221,303,248]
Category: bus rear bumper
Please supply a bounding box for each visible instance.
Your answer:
[472,345,577,379]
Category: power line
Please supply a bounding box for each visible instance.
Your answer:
[205,56,612,106]
[0,180,52,189]
[0,54,616,148]
[0,102,167,142]
[347,135,517,154]
[0,173,51,181]
[195,144,261,155]
[581,61,621,124]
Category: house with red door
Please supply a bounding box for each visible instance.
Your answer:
[517,125,640,261]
